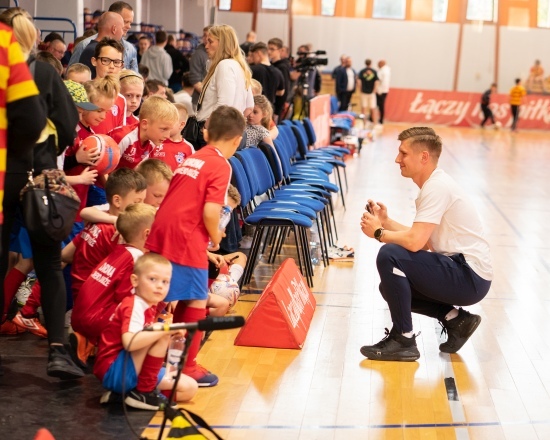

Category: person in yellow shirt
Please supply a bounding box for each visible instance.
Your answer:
[509,78,526,131]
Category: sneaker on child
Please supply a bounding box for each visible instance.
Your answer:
[360,328,420,362]
[439,308,481,353]
[124,388,173,410]
[0,319,27,335]
[69,332,95,370]
[183,364,219,387]
[15,277,35,306]
[239,235,253,250]
[12,312,48,338]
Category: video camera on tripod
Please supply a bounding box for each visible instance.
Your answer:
[295,50,328,72]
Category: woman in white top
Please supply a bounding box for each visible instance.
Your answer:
[194,24,253,149]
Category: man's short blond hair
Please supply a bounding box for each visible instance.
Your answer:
[139,96,179,125]
[136,159,173,185]
[116,203,157,243]
[397,127,442,159]
[66,63,91,78]
[133,253,171,276]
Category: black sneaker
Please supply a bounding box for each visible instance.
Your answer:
[100,390,123,405]
[360,328,420,362]
[47,345,85,380]
[439,308,481,353]
[125,388,173,411]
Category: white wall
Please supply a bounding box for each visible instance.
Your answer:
[20,0,84,41]
[216,11,253,41]
[293,16,459,91]
[457,23,496,92]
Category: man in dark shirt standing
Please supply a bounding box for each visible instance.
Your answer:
[268,38,291,121]
[480,83,496,127]
[358,59,379,123]
[250,42,285,111]
[165,34,189,92]
[188,26,211,110]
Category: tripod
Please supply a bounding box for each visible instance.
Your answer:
[292,68,315,120]
[157,329,196,440]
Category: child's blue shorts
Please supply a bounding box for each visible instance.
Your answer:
[165,263,208,302]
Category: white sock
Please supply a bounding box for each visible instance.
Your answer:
[229,264,244,283]
[402,331,414,338]
[445,308,459,321]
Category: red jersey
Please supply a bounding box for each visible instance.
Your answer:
[109,123,163,170]
[93,93,126,135]
[65,122,95,221]
[146,146,231,268]
[94,294,156,382]
[150,138,194,171]
[72,244,143,343]
[71,222,119,299]
[126,113,139,125]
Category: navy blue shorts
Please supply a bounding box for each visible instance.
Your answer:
[102,350,165,394]
[165,263,208,302]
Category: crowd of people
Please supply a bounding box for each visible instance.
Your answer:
[0,1,305,412]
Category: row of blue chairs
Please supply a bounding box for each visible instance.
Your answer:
[230,119,350,287]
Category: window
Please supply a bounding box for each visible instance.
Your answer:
[219,0,231,11]
[321,0,336,16]
[538,0,550,27]
[372,0,406,19]
[261,0,288,10]
[433,0,448,22]
[466,0,497,22]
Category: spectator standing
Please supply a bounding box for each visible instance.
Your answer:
[240,30,256,57]
[137,35,150,64]
[69,1,138,73]
[334,56,356,112]
[188,26,211,110]
[165,34,189,92]
[480,83,496,127]
[268,38,291,120]
[249,42,285,109]
[357,59,379,123]
[141,31,173,86]
[509,78,526,131]
[377,60,391,124]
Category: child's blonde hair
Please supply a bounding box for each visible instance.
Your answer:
[85,74,120,103]
[173,103,189,123]
[136,159,173,186]
[253,95,273,129]
[139,96,179,125]
[227,184,241,206]
[66,63,91,79]
[116,203,157,243]
[251,79,262,96]
[119,69,145,90]
[133,253,171,276]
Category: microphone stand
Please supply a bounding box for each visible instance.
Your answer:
[157,328,196,440]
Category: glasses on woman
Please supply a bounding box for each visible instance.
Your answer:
[96,56,124,67]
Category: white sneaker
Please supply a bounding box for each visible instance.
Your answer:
[15,277,35,306]
[239,235,253,250]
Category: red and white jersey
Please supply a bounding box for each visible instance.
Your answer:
[126,113,139,126]
[146,145,231,269]
[94,294,156,382]
[109,123,163,170]
[150,138,195,172]
[94,93,127,135]
[72,244,143,342]
[71,222,119,299]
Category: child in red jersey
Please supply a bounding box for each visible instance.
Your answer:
[119,69,144,125]
[153,103,195,171]
[62,168,147,301]
[94,253,198,410]
[146,106,246,387]
[109,96,178,170]
[70,203,157,367]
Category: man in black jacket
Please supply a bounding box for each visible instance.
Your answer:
[268,38,291,120]
[165,34,189,93]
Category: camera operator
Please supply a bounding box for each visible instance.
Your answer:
[291,44,324,99]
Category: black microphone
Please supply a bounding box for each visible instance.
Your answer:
[315,50,326,55]
[144,316,245,332]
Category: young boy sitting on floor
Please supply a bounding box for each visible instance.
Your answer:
[93,253,198,410]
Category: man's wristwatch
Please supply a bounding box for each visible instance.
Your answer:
[374,227,385,242]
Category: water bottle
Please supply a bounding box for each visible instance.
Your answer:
[165,334,185,380]
[208,205,232,249]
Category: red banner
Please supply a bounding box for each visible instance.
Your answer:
[386,88,550,130]
[234,258,316,349]
[309,94,332,147]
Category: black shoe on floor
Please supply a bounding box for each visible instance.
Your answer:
[360,328,420,362]
[47,345,85,380]
[439,308,481,354]
[125,388,172,411]
[100,390,123,405]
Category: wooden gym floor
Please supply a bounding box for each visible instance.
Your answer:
[142,123,550,440]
